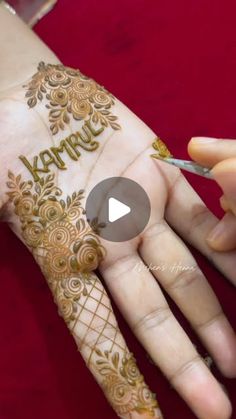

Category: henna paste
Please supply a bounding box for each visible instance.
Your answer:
[152,137,172,158]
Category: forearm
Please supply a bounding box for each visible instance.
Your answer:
[0,2,59,92]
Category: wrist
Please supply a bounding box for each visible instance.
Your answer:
[0,4,60,93]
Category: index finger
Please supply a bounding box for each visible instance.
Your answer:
[188,137,236,167]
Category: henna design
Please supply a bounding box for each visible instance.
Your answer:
[6,171,162,418]
[95,350,157,416]
[24,62,121,134]
[152,137,172,158]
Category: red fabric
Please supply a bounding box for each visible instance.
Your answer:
[0,0,236,418]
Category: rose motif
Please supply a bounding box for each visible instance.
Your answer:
[44,220,76,248]
[92,91,112,107]
[137,384,157,411]
[75,233,105,272]
[102,375,138,415]
[23,222,44,248]
[69,78,97,100]
[44,247,73,280]
[15,196,34,218]
[68,98,92,120]
[120,354,142,385]
[61,275,86,300]
[46,69,71,88]
[50,88,68,107]
[57,296,76,323]
[39,201,64,223]
[67,207,82,221]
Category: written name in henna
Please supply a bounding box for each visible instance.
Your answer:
[20,119,104,182]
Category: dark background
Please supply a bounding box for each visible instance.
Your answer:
[0,0,235,418]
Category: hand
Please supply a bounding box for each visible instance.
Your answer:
[0,63,235,419]
[188,137,236,252]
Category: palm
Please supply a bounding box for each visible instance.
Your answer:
[0,69,235,419]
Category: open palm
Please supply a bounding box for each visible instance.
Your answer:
[0,62,235,419]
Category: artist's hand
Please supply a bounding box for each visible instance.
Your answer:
[189,137,236,252]
[0,63,235,419]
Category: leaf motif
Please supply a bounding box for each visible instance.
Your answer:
[50,109,62,118]
[40,85,47,93]
[37,91,43,101]
[63,112,70,123]
[112,352,119,369]
[97,366,115,376]
[48,174,54,182]
[35,183,41,194]
[8,171,15,181]
[25,90,35,98]
[28,97,37,108]
[51,123,58,135]
[107,115,117,121]
[96,360,108,365]
[110,122,121,130]
[92,113,98,124]
[38,199,46,206]
[95,348,103,357]
[60,199,66,209]
[44,182,54,190]
[6,181,15,188]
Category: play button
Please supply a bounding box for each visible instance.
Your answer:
[85,177,151,242]
[108,198,131,222]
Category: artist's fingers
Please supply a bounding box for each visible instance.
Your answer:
[100,250,232,419]
[211,158,236,215]
[206,211,236,251]
[188,137,236,167]
[164,167,236,285]
[140,219,236,377]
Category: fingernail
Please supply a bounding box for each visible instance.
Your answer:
[207,222,225,243]
[191,137,218,144]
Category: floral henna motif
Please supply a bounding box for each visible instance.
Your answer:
[95,350,158,417]
[6,171,105,316]
[24,62,121,134]
[6,171,161,418]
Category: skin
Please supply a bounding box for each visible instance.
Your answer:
[188,137,236,252]
[0,4,236,419]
